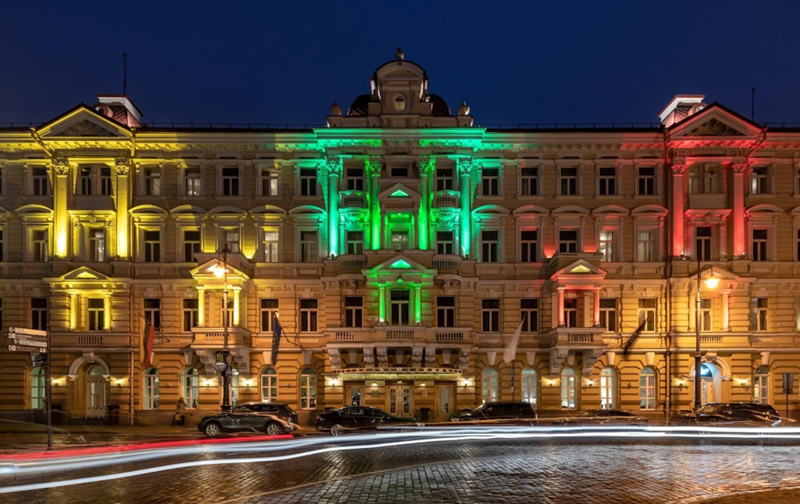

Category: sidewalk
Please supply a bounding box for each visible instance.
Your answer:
[695,488,800,503]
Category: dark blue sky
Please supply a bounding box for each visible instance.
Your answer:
[2,0,798,127]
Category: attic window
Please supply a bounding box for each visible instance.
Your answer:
[394,95,407,112]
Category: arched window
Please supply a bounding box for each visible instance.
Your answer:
[561,367,578,409]
[753,365,769,405]
[640,367,657,410]
[181,367,199,409]
[521,367,538,407]
[261,367,278,402]
[30,366,45,410]
[482,367,499,403]
[600,367,617,409]
[143,367,159,409]
[299,368,316,409]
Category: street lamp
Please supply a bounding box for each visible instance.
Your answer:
[694,254,719,411]
[212,245,232,412]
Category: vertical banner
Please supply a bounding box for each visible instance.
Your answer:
[271,316,282,366]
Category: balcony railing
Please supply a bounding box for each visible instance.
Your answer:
[435,330,465,343]
[433,191,460,208]
[432,254,462,272]
[334,329,367,342]
[191,327,252,348]
[542,326,606,348]
[338,254,367,271]
[340,190,368,208]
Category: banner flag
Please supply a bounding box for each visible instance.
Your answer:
[503,317,525,364]
[623,319,648,355]
[140,321,156,366]
[271,316,282,366]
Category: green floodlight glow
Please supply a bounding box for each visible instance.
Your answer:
[390,189,410,197]
[389,259,413,269]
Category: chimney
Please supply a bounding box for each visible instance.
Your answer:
[93,94,143,128]
[659,95,706,127]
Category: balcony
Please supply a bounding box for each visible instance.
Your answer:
[338,254,367,272]
[324,326,471,346]
[340,190,367,209]
[190,327,252,348]
[540,326,606,349]
[432,190,460,208]
[687,193,726,210]
[53,332,131,348]
[432,254,462,273]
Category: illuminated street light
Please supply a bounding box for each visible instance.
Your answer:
[212,245,232,412]
[694,256,719,411]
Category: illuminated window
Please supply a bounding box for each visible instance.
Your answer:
[299,168,317,196]
[561,367,577,409]
[750,298,768,331]
[480,230,499,262]
[346,167,364,191]
[752,228,768,261]
[637,166,656,195]
[637,229,657,262]
[183,299,198,331]
[520,299,538,332]
[638,299,656,332]
[221,167,240,196]
[299,368,317,409]
[182,229,201,262]
[346,230,364,255]
[261,367,278,402]
[390,290,410,326]
[600,368,617,409]
[184,167,201,196]
[437,296,455,328]
[181,368,199,409]
[260,299,279,332]
[32,167,50,196]
[31,229,49,262]
[597,166,617,195]
[224,229,240,253]
[520,166,539,196]
[435,167,453,191]
[696,226,712,261]
[598,230,617,261]
[143,368,159,410]
[300,299,318,332]
[559,166,579,196]
[344,296,363,328]
[88,298,105,331]
[144,298,161,328]
[558,229,578,253]
[393,95,406,112]
[300,230,318,262]
[520,229,538,262]
[30,367,45,410]
[640,367,656,410]
[436,230,454,255]
[482,368,499,403]
[260,168,280,195]
[521,368,538,407]
[599,298,617,332]
[143,230,160,262]
[482,299,500,332]
[753,366,769,405]
[263,227,279,262]
[144,167,161,196]
[31,298,47,331]
[699,299,712,332]
[481,167,499,196]
[750,166,769,194]
[391,230,409,250]
[89,228,106,262]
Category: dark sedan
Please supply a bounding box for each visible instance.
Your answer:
[198,402,298,437]
[551,409,650,426]
[315,406,417,435]
[448,401,538,425]
[672,402,781,427]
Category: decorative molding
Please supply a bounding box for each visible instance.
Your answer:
[50,158,69,176]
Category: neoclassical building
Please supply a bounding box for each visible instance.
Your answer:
[2,52,800,425]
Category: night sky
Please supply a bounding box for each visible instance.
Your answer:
[2,0,799,127]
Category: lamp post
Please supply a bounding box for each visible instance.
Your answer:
[214,245,232,412]
[694,254,719,411]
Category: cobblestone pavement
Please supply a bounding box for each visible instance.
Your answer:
[2,436,800,504]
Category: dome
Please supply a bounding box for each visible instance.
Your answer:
[347,94,371,117]
[429,94,451,117]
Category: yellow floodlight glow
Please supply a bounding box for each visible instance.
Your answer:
[704,277,719,289]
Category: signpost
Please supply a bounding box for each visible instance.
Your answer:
[6,327,51,450]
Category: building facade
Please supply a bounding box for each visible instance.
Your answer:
[2,53,800,426]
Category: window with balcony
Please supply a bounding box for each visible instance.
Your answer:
[185,167,202,196]
[300,230,318,262]
[300,368,317,409]
[435,167,453,191]
[750,166,770,194]
[638,299,656,332]
[100,167,111,195]
[262,227,279,262]
[696,226,712,261]
[520,167,539,196]
[182,367,199,409]
[481,167,499,196]
[260,168,280,196]
[143,230,160,262]
[561,367,577,409]
[30,367,45,410]
[699,299,712,331]
[223,229,240,254]
[221,298,233,328]
[390,290,410,326]
[144,167,162,196]
[637,166,656,195]
[482,368,499,403]
[753,366,769,405]
[750,298,768,331]
[300,299,318,332]
[436,230,454,255]
[31,298,47,331]
[437,296,455,328]
[344,296,363,328]
[182,229,201,263]
[558,229,578,253]
[559,167,579,196]
[564,298,578,327]
[32,167,50,196]
[143,368,159,409]
[88,298,105,331]
[261,367,278,402]
[89,228,106,262]
[689,165,720,194]
[144,298,161,329]
[636,229,657,262]
[599,298,617,332]
[600,368,617,409]
[80,166,93,195]
[346,230,364,255]
[520,229,538,262]
[482,299,500,332]
[521,368,538,407]
[346,167,364,191]
[31,229,49,262]
[480,230,499,262]
[598,230,617,261]
[597,167,617,195]
[520,299,538,332]
[299,168,317,196]
[221,167,240,196]
[260,299,279,332]
[390,230,409,251]
[640,367,656,410]
[752,228,768,261]
[183,299,198,331]
[390,163,409,178]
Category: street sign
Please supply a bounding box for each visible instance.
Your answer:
[10,338,48,348]
[32,354,47,367]
[8,345,47,353]
[8,327,47,339]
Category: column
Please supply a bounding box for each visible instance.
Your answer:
[326,156,342,257]
[557,287,566,326]
[670,163,687,257]
[367,157,381,250]
[593,288,601,327]
[197,288,206,327]
[418,157,434,250]
[51,158,70,258]
[69,292,79,330]
[104,293,112,330]
[731,162,748,258]
[115,159,131,258]
[378,285,386,324]
[414,285,421,324]
[457,158,473,257]
[233,288,241,326]
[721,291,730,331]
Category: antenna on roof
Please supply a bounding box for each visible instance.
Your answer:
[751,87,755,122]
[123,53,128,95]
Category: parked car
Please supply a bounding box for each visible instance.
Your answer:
[315,406,417,435]
[551,409,650,426]
[672,402,781,427]
[198,402,298,437]
[448,401,538,424]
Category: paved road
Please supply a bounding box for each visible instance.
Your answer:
[2,433,799,503]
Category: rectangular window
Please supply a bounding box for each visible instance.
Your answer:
[224,230,240,253]
[183,230,201,263]
[435,167,453,191]
[300,299,318,332]
[696,226,712,261]
[637,166,656,195]
[564,299,577,327]
[558,229,578,253]
[300,230,318,262]
[260,299,279,332]
[31,298,47,331]
[80,166,93,195]
[100,167,112,195]
[390,230,409,250]
[263,227,279,262]
[390,290,410,326]
[299,168,317,196]
[481,168,499,196]
[599,298,617,332]
[637,229,657,262]
[751,298,768,331]
[144,298,161,328]
[390,164,409,178]
[752,229,768,261]
[89,228,106,262]
[437,296,455,328]
[32,167,49,196]
[144,168,161,196]
[699,299,712,332]
[346,230,364,255]
[520,299,539,332]
[481,230,499,262]
[88,298,105,331]
[144,230,160,262]
[482,299,500,332]
[436,230,454,255]
[221,167,239,196]
[689,165,719,194]
[751,166,769,194]
[261,168,280,196]
[559,167,578,195]
[598,167,617,195]
[638,299,657,332]
[32,229,48,262]
[520,229,538,262]
[346,167,364,192]
[183,299,198,332]
[598,230,616,262]
[185,167,201,196]
[520,167,539,196]
[344,296,363,328]
[222,298,233,328]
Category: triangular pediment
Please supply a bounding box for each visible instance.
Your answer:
[669,104,761,138]
[36,105,131,138]
[56,266,111,281]
[551,259,607,280]
[365,254,433,277]
[378,183,421,201]
[191,259,249,281]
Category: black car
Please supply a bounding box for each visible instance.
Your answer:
[449,401,538,424]
[672,402,781,427]
[551,409,650,426]
[198,402,298,437]
[315,406,417,435]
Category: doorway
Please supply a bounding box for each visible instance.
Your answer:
[345,382,363,406]
[85,365,107,419]
[387,384,413,418]
[434,383,455,421]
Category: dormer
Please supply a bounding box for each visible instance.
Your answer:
[93,94,143,128]
[659,95,707,127]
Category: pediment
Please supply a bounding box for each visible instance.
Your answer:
[191,259,249,281]
[669,104,761,138]
[378,183,421,201]
[56,266,110,281]
[366,255,433,277]
[551,260,607,280]
[36,106,131,138]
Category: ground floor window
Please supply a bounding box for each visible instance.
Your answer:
[561,367,577,409]
[640,367,656,410]
[300,368,316,409]
[30,366,45,410]
[182,367,199,409]
[261,367,278,402]
[753,366,769,405]
[143,367,159,409]
[599,367,617,409]
[482,367,499,403]
[521,367,538,407]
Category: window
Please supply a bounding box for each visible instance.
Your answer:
[32,167,49,196]
[559,167,578,195]
[144,230,160,262]
[100,167,112,195]
[88,298,104,331]
[521,368,538,407]
[599,298,617,332]
[390,290,410,326]
[89,228,106,262]
[344,297,363,328]
[346,167,364,191]
[750,166,769,194]
[598,230,617,261]
[480,230,499,262]
[262,227,279,262]
[437,296,455,328]
[637,229,657,262]
[185,167,201,196]
[435,167,453,191]
[261,168,280,195]
[751,298,768,331]
[640,367,656,410]
[520,229,538,262]
[31,298,47,331]
[0,299,3,329]
[32,229,49,262]
[561,367,577,409]
[183,230,201,262]
[299,168,317,196]
[600,368,617,409]
[797,229,800,262]
[563,298,577,328]
[598,167,617,195]
[638,299,656,332]
[300,299,318,332]
[300,231,318,262]
[753,366,769,405]
[144,299,160,328]
[80,166,93,195]
[689,164,720,194]
[699,299,712,332]
[0,229,3,262]
[390,230,409,250]
[436,230,454,255]
[144,167,161,196]
[481,167,499,196]
[223,229,240,253]
[346,230,364,255]
[143,368,159,410]
[637,166,656,195]
[183,299,198,331]
[558,229,578,254]
[520,167,539,196]
[482,299,500,332]
[390,164,409,178]
[182,368,199,409]
[299,368,317,409]
[221,167,240,196]
[520,299,538,332]
[260,299,279,332]
[222,298,233,328]
[30,367,45,410]
[482,368,499,403]
[752,229,768,261]
[261,367,278,402]
[696,226,712,261]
